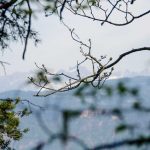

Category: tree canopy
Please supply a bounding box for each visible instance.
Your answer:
[0,98,30,150]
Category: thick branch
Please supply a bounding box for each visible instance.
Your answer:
[94,47,150,81]
[32,47,150,96]
[22,0,32,59]
[88,136,150,150]
[0,0,17,9]
[105,47,150,69]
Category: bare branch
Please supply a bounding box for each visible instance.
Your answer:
[105,47,150,70]
[22,0,32,59]
[30,46,150,96]
[94,47,150,81]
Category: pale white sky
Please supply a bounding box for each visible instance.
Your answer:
[0,0,150,77]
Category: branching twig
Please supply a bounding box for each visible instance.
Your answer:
[30,46,150,96]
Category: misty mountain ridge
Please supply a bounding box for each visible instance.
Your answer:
[0,69,149,92]
[0,76,150,150]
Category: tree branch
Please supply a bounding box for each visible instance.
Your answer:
[0,0,18,10]
[94,47,150,80]
[88,136,150,150]
[105,47,150,69]
[22,0,32,59]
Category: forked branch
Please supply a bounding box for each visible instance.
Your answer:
[29,46,150,97]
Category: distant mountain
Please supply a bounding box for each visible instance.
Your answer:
[0,72,29,92]
[0,76,150,150]
[1,69,149,93]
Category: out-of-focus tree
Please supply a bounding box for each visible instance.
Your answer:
[0,98,30,150]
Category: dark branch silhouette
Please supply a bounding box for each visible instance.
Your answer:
[88,136,150,150]
[29,46,150,96]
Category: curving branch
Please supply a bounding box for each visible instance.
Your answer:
[22,0,32,59]
[105,47,150,69]
[28,20,150,94]
[93,47,150,80]
[61,0,150,26]
[88,136,150,150]
[29,45,150,97]
[0,0,150,60]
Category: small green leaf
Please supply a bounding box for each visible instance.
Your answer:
[130,88,138,96]
[117,82,127,95]
[23,128,29,133]
[115,124,127,133]
[133,101,141,109]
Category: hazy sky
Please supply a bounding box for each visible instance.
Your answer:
[0,0,150,77]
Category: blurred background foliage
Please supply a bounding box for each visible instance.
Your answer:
[0,98,30,150]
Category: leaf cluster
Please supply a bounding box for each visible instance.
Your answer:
[0,99,30,150]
